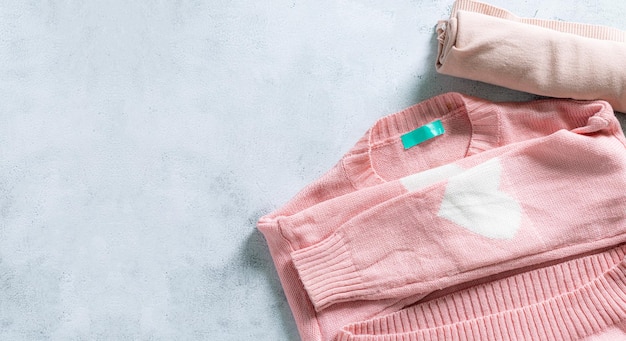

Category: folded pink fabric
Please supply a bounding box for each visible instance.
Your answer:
[258,92,626,341]
[436,0,626,112]
[336,244,626,341]
[290,103,626,312]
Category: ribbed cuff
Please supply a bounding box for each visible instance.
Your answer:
[291,233,369,312]
[450,0,626,41]
[336,245,626,341]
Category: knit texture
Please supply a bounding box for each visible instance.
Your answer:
[291,125,626,311]
[436,0,626,112]
[336,245,626,341]
[258,93,626,341]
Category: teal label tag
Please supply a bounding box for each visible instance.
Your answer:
[401,119,445,149]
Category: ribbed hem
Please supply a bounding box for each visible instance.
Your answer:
[342,92,501,188]
[291,233,370,312]
[337,245,626,341]
[450,0,626,42]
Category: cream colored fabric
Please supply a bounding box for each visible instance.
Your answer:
[437,0,626,112]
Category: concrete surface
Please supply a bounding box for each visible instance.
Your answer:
[0,0,625,340]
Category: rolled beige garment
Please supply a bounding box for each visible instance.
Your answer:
[436,0,626,112]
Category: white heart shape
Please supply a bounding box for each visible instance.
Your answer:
[437,158,522,239]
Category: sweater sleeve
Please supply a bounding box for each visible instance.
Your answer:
[291,128,626,312]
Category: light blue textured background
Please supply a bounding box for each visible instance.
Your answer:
[1,1,625,340]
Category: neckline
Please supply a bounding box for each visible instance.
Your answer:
[342,92,501,188]
[342,93,618,189]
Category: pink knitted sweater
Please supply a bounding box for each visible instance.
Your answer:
[258,93,626,340]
